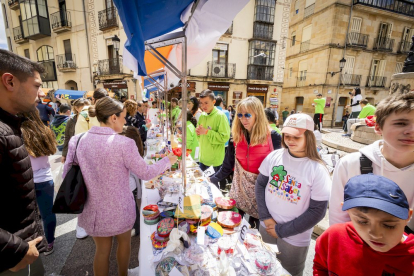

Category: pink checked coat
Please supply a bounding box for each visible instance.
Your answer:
[63,126,170,237]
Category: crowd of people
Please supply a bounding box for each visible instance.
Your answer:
[1,49,414,276]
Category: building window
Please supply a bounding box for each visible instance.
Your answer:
[24,49,30,59]
[19,0,50,38]
[37,45,57,82]
[7,37,12,52]
[395,62,404,74]
[291,32,296,46]
[253,22,274,40]
[2,4,8,29]
[212,44,228,64]
[289,63,293,78]
[248,40,276,66]
[255,0,276,23]
[295,0,300,14]
[247,65,273,81]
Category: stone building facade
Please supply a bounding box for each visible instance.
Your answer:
[282,0,414,126]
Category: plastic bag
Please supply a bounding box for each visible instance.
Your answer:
[365,115,376,127]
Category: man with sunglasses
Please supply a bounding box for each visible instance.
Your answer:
[196,90,231,179]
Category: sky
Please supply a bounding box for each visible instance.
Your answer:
[0,5,9,49]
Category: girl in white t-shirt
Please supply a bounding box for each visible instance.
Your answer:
[255,113,331,276]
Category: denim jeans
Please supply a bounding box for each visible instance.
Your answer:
[35,180,56,244]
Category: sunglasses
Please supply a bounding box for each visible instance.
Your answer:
[237,113,252,119]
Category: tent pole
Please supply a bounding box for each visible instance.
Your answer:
[181,36,188,194]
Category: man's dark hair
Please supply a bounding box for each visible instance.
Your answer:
[214,96,223,107]
[360,99,369,105]
[121,96,127,99]
[59,104,71,114]
[152,101,157,106]
[171,98,179,104]
[0,49,45,82]
[264,108,276,123]
[317,93,322,97]
[143,100,148,103]
[199,89,215,101]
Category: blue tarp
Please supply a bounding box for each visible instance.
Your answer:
[144,74,165,93]
[113,0,194,76]
[54,89,86,100]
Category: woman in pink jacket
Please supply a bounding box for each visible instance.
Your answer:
[64,97,177,276]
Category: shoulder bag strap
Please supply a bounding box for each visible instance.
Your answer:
[73,133,86,165]
[360,153,373,174]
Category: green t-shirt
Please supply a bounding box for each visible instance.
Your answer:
[270,124,282,134]
[358,103,376,119]
[314,98,326,114]
[282,110,289,119]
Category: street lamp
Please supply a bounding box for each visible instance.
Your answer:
[331,57,347,128]
[112,35,120,52]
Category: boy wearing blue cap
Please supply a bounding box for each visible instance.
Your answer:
[314,174,414,275]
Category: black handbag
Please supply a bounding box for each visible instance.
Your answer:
[53,133,87,214]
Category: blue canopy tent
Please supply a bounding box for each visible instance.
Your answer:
[54,89,86,100]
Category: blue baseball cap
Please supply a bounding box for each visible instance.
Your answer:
[342,174,409,220]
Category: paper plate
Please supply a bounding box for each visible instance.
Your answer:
[157,218,175,238]
[206,222,223,239]
[215,197,236,210]
[217,211,242,229]
[200,205,213,222]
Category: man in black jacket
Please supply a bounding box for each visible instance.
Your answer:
[0,49,47,275]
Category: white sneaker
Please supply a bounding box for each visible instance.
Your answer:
[76,224,88,239]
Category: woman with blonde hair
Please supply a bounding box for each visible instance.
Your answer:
[75,88,108,135]
[64,97,177,276]
[210,97,281,227]
[21,109,58,255]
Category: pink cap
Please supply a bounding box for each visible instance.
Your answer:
[282,113,314,136]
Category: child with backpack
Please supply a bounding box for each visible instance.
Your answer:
[255,113,331,276]
[51,103,71,151]
[330,92,414,234]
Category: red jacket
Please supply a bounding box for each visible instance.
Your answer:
[314,222,414,276]
[236,133,273,174]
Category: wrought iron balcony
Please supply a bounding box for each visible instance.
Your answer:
[304,3,315,18]
[353,0,414,17]
[225,23,233,35]
[8,0,19,10]
[207,62,236,78]
[398,40,412,54]
[296,77,307,87]
[51,11,71,33]
[347,32,369,48]
[97,57,123,76]
[300,40,310,52]
[340,74,361,86]
[366,76,386,87]
[98,7,119,31]
[253,22,274,40]
[56,54,76,72]
[13,26,28,44]
[247,65,273,81]
[373,37,394,52]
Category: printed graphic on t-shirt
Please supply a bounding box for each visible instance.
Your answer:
[268,165,302,204]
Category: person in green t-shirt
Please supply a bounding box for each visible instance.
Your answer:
[312,94,326,131]
[282,107,290,123]
[264,108,281,134]
[170,98,181,125]
[358,99,376,119]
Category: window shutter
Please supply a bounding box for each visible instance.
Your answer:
[305,0,315,8]
[302,25,312,42]
[351,18,362,33]
[395,62,403,74]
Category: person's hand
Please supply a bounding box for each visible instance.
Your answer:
[61,156,66,163]
[9,237,42,272]
[312,103,315,106]
[263,218,278,238]
[167,153,178,165]
[266,225,278,239]
[196,125,208,135]
[345,105,350,109]
[263,218,276,229]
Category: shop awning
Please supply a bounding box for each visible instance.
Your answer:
[85,91,116,98]
[54,89,86,100]
[114,0,249,77]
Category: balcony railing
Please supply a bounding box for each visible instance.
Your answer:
[98,7,119,31]
[253,23,274,40]
[51,11,71,33]
[398,40,412,54]
[56,54,76,72]
[247,65,273,81]
[347,32,369,48]
[353,0,414,17]
[207,62,236,78]
[373,37,394,52]
[341,74,361,86]
[13,26,27,43]
[225,23,233,35]
[304,4,315,18]
[8,0,19,10]
[367,76,386,87]
[296,77,307,87]
[300,40,310,52]
[97,57,123,76]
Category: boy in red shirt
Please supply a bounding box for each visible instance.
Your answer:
[314,174,414,276]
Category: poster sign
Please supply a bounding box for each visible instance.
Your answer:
[247,84,268,93]
[238,218,250,243]
[325,97,332,108]
[208,83,230,91]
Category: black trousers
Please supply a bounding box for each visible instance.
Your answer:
[313,113,323,131]
[238,209,260,229]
